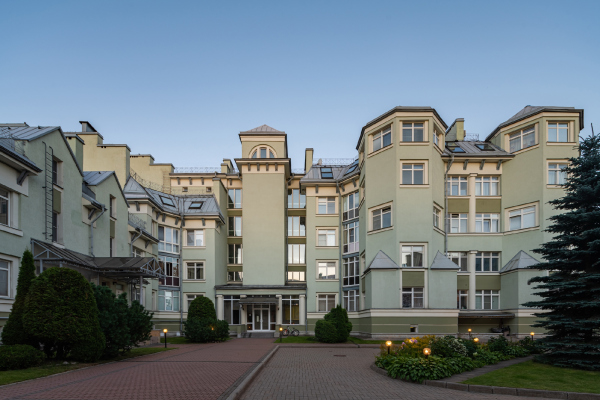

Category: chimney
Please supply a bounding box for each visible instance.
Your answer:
[304,148,314,174]
[446,118,465,141]
[222,159,233,173]
[79,121,98,133]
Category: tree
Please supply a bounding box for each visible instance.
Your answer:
[93,285,130,358]
[183,297,228,342]
[315,305,353,343]
[187,296,217,321]
[126,299,153,350]
[1,249,37,346]
[22,267,105,362]
[523,134,600,370]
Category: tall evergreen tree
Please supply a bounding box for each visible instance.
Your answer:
[524,133,600,370]
[1,249,37,346]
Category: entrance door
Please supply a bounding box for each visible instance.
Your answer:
[250,305,271,331]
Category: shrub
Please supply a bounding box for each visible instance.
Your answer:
[93,285,130,358]
[315,320,338,343]
[1,249,37,347]
[459,338,478,358]
[0,345,45,370]
[430,336,468,358]
[126,300,154,350]
[323,305,352,343]
[518,336,542,354]
[473,349,509,365]
[22,267,105,362]
[184,318,229,343]
[396,335,435,357]
[487,336,509,354]
[214,319,230,342]
[188,296,217,321]
[384,355,477,383]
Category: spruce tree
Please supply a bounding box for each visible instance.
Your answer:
[523,134,600,370]
[1,249,37,346]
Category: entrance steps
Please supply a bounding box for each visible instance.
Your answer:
[241,332,274,339]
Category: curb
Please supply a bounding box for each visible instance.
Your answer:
[225,345,279,400]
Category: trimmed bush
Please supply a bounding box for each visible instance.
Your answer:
[22,267,105,362]
[184,318,229,343]
[0,345,45,371]
[322,305,352,343]
[188,296,217,321]
[314,320,338,343]
[380,355,478,383]
[1,249,37,346]
[487,335,509,354]
[430,335,468,358]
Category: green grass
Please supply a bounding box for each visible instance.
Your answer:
[0,347,174,386]
[160,336,193,344]
[463,360,600,394]
[275,335,320,343]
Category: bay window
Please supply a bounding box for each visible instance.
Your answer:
[0,188,9,226]
[476,290,500,310]
[343,290,358,312]
[158,226,179,253]
[402,122,424,142]
[159,255,179,286]
[0,259,9,297]
[548,122,569,142]
[372,127,392,152]
[475,252,500,272]
[401,245,424,268]
[343,192,359,221]
[343,256,359,286]
[509,126,535,152]
[228,189,242,209]
[287,271,305,282]
[475,176,499,196]
[288,244,305,264]
[371,206,391,231]
[549,163,568,185]
[509,206,536,231]
[228,244,243,264]
[475,213,499,233]
[402,164,424,185]
[288,216,306,236]
[228,216,242,237]
[343,222,359,253]
[288,189,306,208]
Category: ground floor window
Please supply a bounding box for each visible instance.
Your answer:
[402,287,423,308]
[457,290,468,309]
[159,290,180,311]
[186,293,203,311]
[343,290,358,312]
[476,290,499,309]
[282,295,299,324]
[317,294,336,312]
[224,295,240,324]
[0,259,9,297]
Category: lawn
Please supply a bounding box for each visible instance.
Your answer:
[273,336,402,344]
[0,347,175,386]
[463,360,600,394]
[160,336,193,344]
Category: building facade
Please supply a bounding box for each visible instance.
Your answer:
[0,105,583,338]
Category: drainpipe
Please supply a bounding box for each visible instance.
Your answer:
[337,182,343,312]
[444,154,454,254]
[90,207,106,257]
[179,205,185,333]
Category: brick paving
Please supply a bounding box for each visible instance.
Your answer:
[241,347,556,400]
[0,339,275,400]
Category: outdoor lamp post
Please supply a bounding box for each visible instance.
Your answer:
[163,329,168,348]
[423,348,431,359]
[279,327,283,343]
[473,337,479,343]
[530,332,535,341]
[386,341,392,355]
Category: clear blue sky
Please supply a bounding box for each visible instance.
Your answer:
[1,0,598,169]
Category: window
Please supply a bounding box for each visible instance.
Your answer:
[227,271,243,282]
[475,176,499,196]
[287,271,305,282]
[158,226,179,253]
[160,196,175,207]
[433,130,440,147]
[288,189,306,208]
[475,214,499,233]
[0,188,9,226]
[186,262,204,280]
[320,167,333,179]
[548,122,569,142]
[402,164,424,184]
[288,244,305,264]
[476,143,495,151]
[509,206,536,231]
[447,252,468,272]
[343,256,359,286]
[282,295,300,324]
[317,294,336,312]
[457,290,468,310]
[52,211,58,243]
[228,244,243,264]
[509,126,535,152]
[224,295,240,324]
[447,177,467,196]
[158,290,180,311]
[52,159,58,185]
[372,206,391,230]
[317,261,337,279]
[449,213,468,233]
[476,290,500,310]
[186,229,204,246]
[251,147,275,158]
[372,127,392,152]
[345,161,358,174]
[402,288,424,308]
[109,196,116,218]
[288,216,306,236]
[317,229,336,247]
[476,252,500,272]
[189,201,203,209]
[228,216,242,237]
[228,189,242,209]
[549,163,568,185]
[402,122,424,142]
[159,255,180,286]
[317,197,336,214]
[344,290,358,312]
[343,222,359,253]
[0,259,9,297]
[446,143,465,153]
[186,294,204,311]
[401,246,424,268]
[343,192,359,221]
[132,247,144,257]
[109,238,114,257]
[433,207,441,229]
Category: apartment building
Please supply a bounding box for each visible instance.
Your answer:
[0,105,583,338]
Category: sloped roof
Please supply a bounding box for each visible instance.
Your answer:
[441,141,513,158]
[430,251,460,270]
[300,160,359,184]
[240,124,285,134]
[83,171,114,186]
[0,137,41,172]
[1,125,61,141]
[500,250,541,273]
[365,250,400,271]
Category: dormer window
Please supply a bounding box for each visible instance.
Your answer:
[446,143,465,153]
[476,143,495,151]
[251,147,275,158]
[189,201,204,209]
[321,168,333,179]
[160,196,175,207]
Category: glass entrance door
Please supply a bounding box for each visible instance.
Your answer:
[249,305,272,331]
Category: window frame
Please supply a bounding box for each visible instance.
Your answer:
[317,260,338,280]
[227,270,243,282]
[342,221,359,254]
[548,161,568,186]
[317,197,337,215]
[476,289,500,310]
[433,206,442,229]
[449,213,468,233]
[0,258,10,298]
[228,216,242,237]
[159,255,180,287]
[371,126,392,153]
[185,293,204,312]
[228,189,242,209]
[158,289,180,312]
[224,295,241,324]
[316,228,337,247]
[401,245,425,268]
[507,203,538,232]
[158,225,179,253]
[401,162,427,185]
[282,295,300,324]
[342,256,359,286]
[343,289,359,312]
[401,122,425,142]
[475,252,500,272]
[475,176,499,196]
[547,121,569,143]
[186,261,205,280]
[288,243,306,264]
[228,243,243,264]
[287,216,306,237]
[370,203,392,231]
[447,252,468,272]
[287,270,306,282]
[447,176,468,196]
[508,126,536,153]
[186,229,204,247]
[317,293,337,312]
[402,287,424,308]
[0,188,10,227]
[250,145,276,159]
[342,191,359,221]
[457,290,468,310]
[475,213,500,233]
[287,189,306,209]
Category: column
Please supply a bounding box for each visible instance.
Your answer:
[216,295,224,320]
[276,295,282,325]
[468,251,477,310]
[468,173,477,232]
[299,295,306,326]
[240,295,247,326]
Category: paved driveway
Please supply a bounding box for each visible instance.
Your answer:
[241,347,556,400]
[0,339,275,400]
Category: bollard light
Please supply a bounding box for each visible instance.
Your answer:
[530,332,535,341]
[279,327,283,343]
[468,328,472,339]
[386,341,392,355]
[163,329,168,348]
[423,347,431,359]
[473,337,479,343]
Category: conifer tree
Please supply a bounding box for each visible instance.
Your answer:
[524,134,600,370]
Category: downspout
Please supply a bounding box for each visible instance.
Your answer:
[90,207,106,257]
[337,182,343,312]
[179,205,185,333]
[444,154,454,254]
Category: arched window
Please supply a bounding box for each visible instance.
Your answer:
[250,146,276,159]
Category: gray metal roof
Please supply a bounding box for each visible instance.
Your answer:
[300,160,359,184]
[365,250,399,271]
[1,125,62,141]
[240,124,284,134]
[83,171,115,186]
[442,141,513,158]
[430,251,460,270]
[0,137,41,172]
[500,250,540,273]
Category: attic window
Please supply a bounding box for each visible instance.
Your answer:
[446,143,465,153]
[189,201,204,209]
[160,196,175,207]
[345,162,358,174]
[251,147,275,159]
[321,167,334,179]
[476,143,495,151]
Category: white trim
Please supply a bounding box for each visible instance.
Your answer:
[315,227,338,248]
[400,160,429,185]
[400,242,427,268]
[0,256,12,299]
[316,292,338,312]
[368,201,393,232]
[183,260,206,281]
[316,259,338,281]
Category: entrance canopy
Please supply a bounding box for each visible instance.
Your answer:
[239,297,278,305]
[31,239,164,281]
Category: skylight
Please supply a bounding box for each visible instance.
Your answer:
[476,143,495,151]
[446,143,465,153]
[160,196,175,207]
[321,167,334,179]
[189,201,204,209]
[345,162,358,174]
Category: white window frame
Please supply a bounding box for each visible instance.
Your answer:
[282,295,300,324]
[507,203,538,231]
[343,289,359,312]
[287,270,306,282]
[158,289,180,312]
[457,290,468,310]
[288,216,306,237]
[401,163,425,185]
[158,226,179,254]
[342,221,359,254]
[548,162,568,185]
[476,290,500,310]
[475,176,499,196]
[288,189,306,209]
[288,244,306,264]
[509,126,536,152]
[433,206,442,229]
[317,293,337,312]
[548,122,569,143]
[0,188,10,227]
[224,295,241,324]
[447,252,468,272]
[317,197,336,215]
[227,270,243,282]
[132,247,144,257]
[228,244,243,264]
[317,229,337,247]
[343,256,359,286]
[186,229,204,247]
[433,130,440,147]
[342,191,359,221]
[228,189,242,209]
[475,213,500,233]
[159,255,180,286]
[0,258,10,298]
[317,260,337,280]
[371,127,392,152]
[186,261,205,280]
[475,252,500,272]
[401,245,425,268]
[449,213,468,233]
[228,216,242,237]
[402,122,425,142]
[370,203,392,231]
[447,176,467,196]
[250,145,276,159]
[402,287,424,308]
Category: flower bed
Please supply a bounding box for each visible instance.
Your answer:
[375,335,537,383]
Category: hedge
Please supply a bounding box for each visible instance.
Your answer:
[0,345,45,371]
